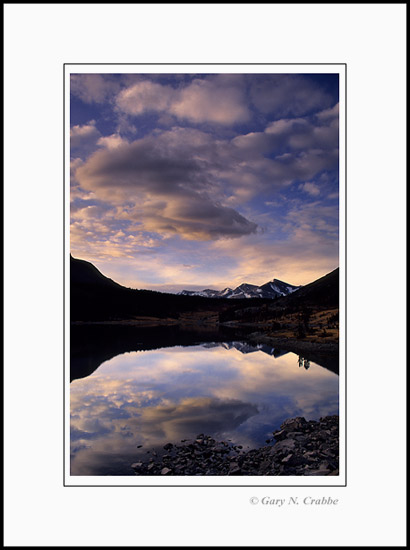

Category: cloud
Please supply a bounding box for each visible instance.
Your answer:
[116,80,175,115]
[265,116,338,151]
[170,76,250,124]
[71,419,112,441]
[210,228,338,288]
[250,74,335,118]
[71,106,338,259]
[207,197,339,287]
[316,102,339,122]
[299,182,321,196]
[233,104,339,154]
[230,105,339,190]
[70,79,339,288]
[70,74,121,103]
[71,193,339,290]
[74,127,258,241]
[70,120,101,151]
[115,75,250,125]
[97,133,128,149]
[139,397,259,440]
[70,346,338,474]
[71,73,338,126]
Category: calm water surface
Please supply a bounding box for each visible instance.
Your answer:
[70,342,339,475]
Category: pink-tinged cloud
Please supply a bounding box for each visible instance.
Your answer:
[169,77,250,124]
[115,75,250,125]
[299,182,321,196]
[70,121,101,150]
[74,128,258,241]
[233,104,339,154]
[71,74,121,103]
[116,81,175,115]
[97,133,128,150]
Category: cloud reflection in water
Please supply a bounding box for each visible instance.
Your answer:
[70,344,338,475]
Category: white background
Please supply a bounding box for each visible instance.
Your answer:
[4,4,406,547]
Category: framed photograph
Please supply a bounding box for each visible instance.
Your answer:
[64,64,346,487]
[5,4,405,547]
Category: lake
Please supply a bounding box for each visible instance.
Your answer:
[70,340,339,475]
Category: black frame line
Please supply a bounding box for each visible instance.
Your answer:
[63,62,347,488]
[65,62,345,65]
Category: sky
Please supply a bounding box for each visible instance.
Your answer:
[70,73,339,292]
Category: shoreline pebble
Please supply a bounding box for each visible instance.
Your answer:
[131,415,339,476]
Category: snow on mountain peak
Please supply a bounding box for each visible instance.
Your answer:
[179,278,301,299]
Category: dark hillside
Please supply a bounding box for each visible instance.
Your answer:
[70,255,339,326]
[70,255,123,288]
[70,255,268,321]
[274,268,339,309]
[219,268,339,324]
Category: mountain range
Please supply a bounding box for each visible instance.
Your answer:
[71,255,338,322]
[179,279,301,300]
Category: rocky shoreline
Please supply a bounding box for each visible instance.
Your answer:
[131,415,339,476]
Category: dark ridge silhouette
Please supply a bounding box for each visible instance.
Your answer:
[70,255,122,288]
[70,255,269,322]
[218,268,339,324]
[70,255,338,326]
[69,257,339,381]
[276,268,339,308]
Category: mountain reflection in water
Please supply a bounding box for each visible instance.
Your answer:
[70,324,338,382]
[70,340,339,476]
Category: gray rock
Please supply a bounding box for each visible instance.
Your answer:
[281,417,307,431]
[273,429,287,440]
[130,415,338,477]
[286,431,304,438]
[272,439,296,453]
[281,454,293,463]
